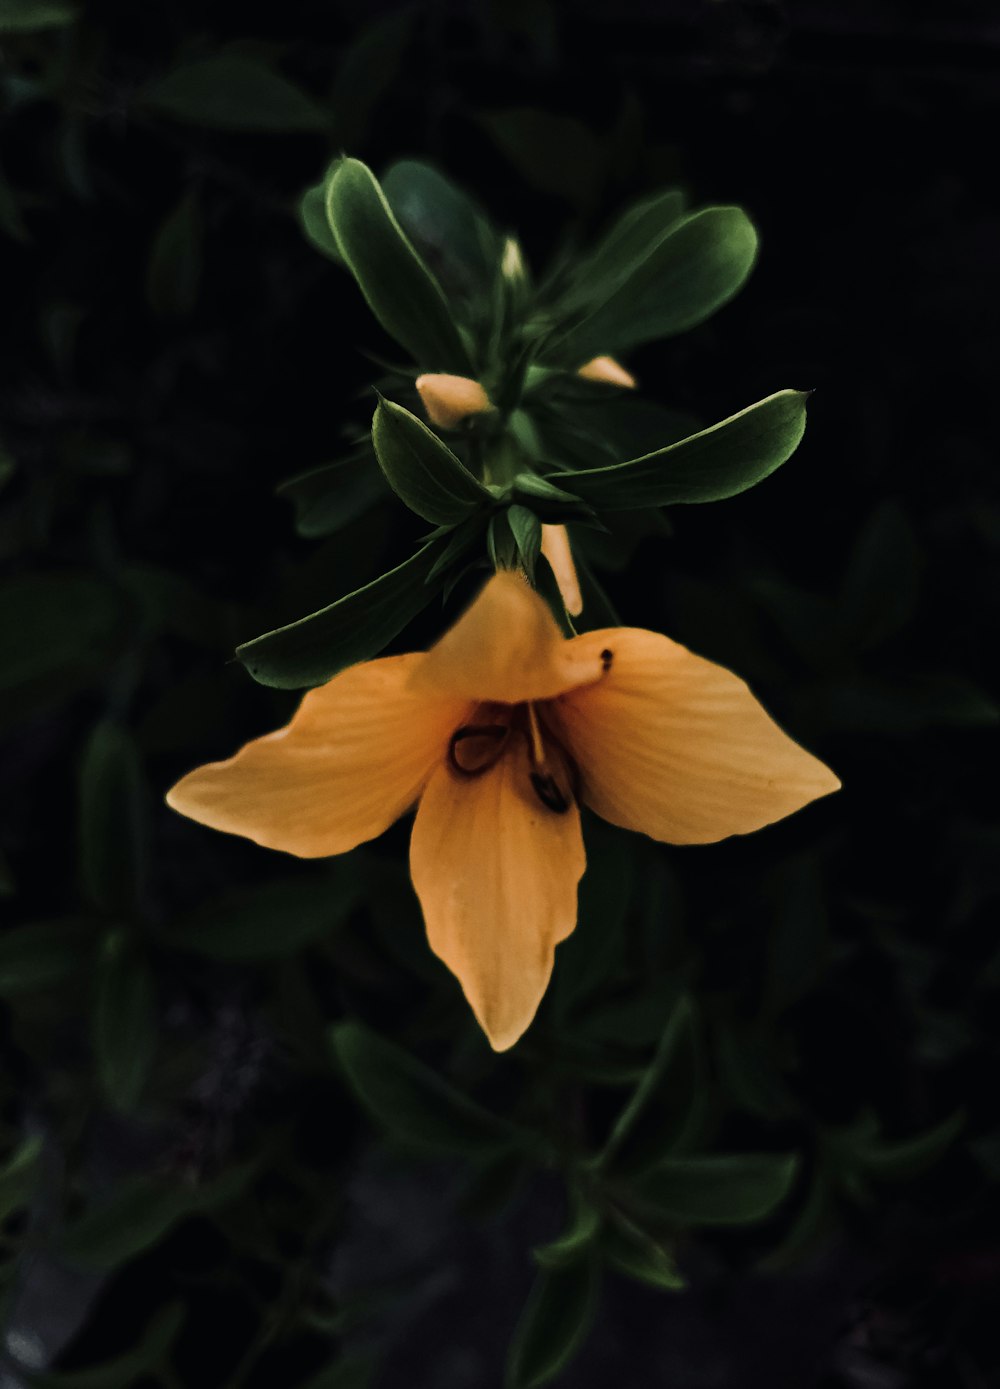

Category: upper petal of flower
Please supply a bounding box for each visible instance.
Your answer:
[167,654,469,858]
[553,629,840,844]
[409,730,585,1050]
[413,572,607,705]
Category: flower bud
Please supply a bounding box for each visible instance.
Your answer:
[501,236,525,281]
[540,523,583,617]
[415,374,494,429]
[576,355,637,389]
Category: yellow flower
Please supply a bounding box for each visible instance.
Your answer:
[415,373,493,429]
[167,574,839,1051]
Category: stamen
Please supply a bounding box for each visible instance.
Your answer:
[525,702,546,768]
[448,723,509,777]
[600,648,613,672]
[530,772,571,814]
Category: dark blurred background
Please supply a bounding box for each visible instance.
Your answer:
[1,2,998,1386]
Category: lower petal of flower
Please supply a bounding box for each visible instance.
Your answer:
[167,654,468,858]
[409,730,586,1051]
[554,629,840,844]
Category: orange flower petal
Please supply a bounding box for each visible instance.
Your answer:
[554,629,840,844]
[167,654,468,858]
[540,523,583,617]
[415,373,493,429]
[409,733,586,1050]
[413,572,606,705]
[576,355,636,389]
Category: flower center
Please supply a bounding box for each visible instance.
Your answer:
[447,701,577,814]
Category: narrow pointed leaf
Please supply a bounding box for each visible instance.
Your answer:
[602,1212,685,1291]
[372,397,492,523]
[506,1258,598,1389]
[0,919,92,996]
[551,205,757,362]
[633,1152,800,1226]
[78,723,149,915]
[277,451,385,538]
[854,1109,965,1179]
[548,390,808,509]
[599,995,706,1174]
[331,1020,526,1155]
[507,505,542,581]
[533,1198,601,1269]
[92,931,156,1113]
[169,870,360,960]
[326,158,474,373]
[236,537,450,689]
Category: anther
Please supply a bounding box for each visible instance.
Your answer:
[448,724,509,777]
[530,772,571,814]
[600,648,613,672]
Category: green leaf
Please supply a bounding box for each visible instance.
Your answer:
[78,723,148,916]
[602,1211,685,1291]
[372,396,493,524]
[169,869,360,960]
[0,573,122,720]
[23,1304,185,1389]
[632,1152,800,1226]
[854,1109,965,1179]
[0,1134,42,1223]
[146,189,203,318]
[599,996,707,1175]
[237,535,455,689]
[326,158,473,373]
[764,854,830,1013]
[331,1020,525,1156]
[277,451,385,538]
[61,1162,257,1271]
[141,54,329,132]
[505,1257,598,1389]
[330,6,416,149]
[92,931,156,1113]
[551,205,757,361]
[839,501,921,653]
[561,187,688,313]
[533,1197,601,1269]
[382,159,499,299]
[0,0,75,31]
[0,919,92,996]
[547,390,808,510]
[480,108,603,210]
[758,1173,834,1271]
[299,163,345,264]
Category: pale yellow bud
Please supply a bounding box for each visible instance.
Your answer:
[415,374,494,429]
[501,236,525,281]
[540,523,583,617]
[576,355,637,389]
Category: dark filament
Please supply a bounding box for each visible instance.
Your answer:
[448,723,509,777]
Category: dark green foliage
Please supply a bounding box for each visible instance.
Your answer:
[1,5,996,1387]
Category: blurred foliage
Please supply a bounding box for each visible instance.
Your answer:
[1,2,999,1387]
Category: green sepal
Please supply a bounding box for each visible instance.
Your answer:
[326,158,474,373]
[631,1152,800,1227]
[505,1256,599,1389]
[372,395,493,524]
[550,205,758,363]
[330,1020,527,1156]
[547,390,809,510]
[236,536,451,689]
[507,505,542,581]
